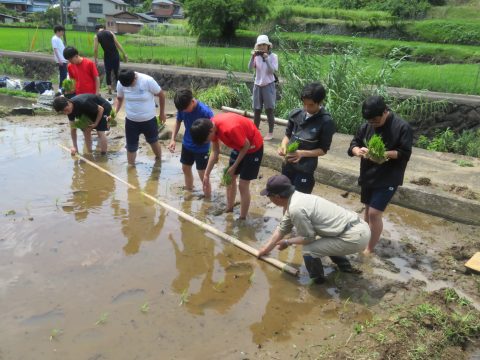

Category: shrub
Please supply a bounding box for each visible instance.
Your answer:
[416,128,480,157]
[197,84,237,109]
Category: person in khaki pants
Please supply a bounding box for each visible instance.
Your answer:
[258,175,370,284]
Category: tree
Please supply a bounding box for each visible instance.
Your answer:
[183,0,269,40]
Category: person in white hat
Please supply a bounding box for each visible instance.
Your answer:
[248,34,279,141]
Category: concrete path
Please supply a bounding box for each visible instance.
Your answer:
[159,100,480,226]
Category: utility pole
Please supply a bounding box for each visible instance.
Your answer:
[59,0,67,44]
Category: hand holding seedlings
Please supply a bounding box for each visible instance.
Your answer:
[366,134,387,164]
[220,167,233,186]
[285,141,301,163]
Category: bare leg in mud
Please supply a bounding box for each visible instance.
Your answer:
[363,205,384,255]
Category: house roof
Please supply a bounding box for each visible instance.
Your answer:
[135,12,157,22]
[107,0,126,5]
[115,20,143,25]
[152,0,173,4]
[0,12,22,19]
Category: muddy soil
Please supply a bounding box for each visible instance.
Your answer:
[1,111,479,360]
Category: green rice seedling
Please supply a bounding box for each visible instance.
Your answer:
[140,302,150,313]
[179,288,190,306]
[248,273,255,284]
[73,114,92,130]
[367,134,386,163]
[156,116,165,132]
[213,280,225,293]
[4,209,15,216]
[109,108,117,127]
[286,140,300,154]
[61,78,76,94]
[95,312,109,325]
[220,167,233,187]
[49,328,63,342]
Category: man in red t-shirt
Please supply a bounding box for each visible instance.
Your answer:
[191,112,264,219]
[63,46,100,95]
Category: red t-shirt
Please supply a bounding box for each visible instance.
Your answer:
[212,113,263,153]
[67,58,99,95]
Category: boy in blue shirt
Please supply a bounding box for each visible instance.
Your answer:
[168,89,214,195]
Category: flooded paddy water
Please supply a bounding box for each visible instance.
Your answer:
[1,111,479,359]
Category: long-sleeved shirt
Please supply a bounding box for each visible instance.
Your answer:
[248,52,278,87]
[347,111,413,188]
[278,191,360,241]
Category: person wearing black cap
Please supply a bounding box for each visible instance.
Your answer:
[348,95,413,255]
[258,175,370,283]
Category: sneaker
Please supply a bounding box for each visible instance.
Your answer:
[264,133,273,141]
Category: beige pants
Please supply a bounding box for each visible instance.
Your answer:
[303,220,370,257]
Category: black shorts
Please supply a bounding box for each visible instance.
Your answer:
[180,146,209,170]
[229,146,263,181]
[361,186,398,212]
[125,117,158,152]
[282,164,315,194]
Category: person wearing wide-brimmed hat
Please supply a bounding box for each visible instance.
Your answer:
[248,34,278,141]
[258,175,370,284]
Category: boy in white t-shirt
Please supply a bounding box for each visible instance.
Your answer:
[114,69,166,165]
[51,25,68,92]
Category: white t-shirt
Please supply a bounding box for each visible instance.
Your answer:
[253,53,278,87]
[116,73,161,122]
[51,35,66,64]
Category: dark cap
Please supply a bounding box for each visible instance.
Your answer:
[260,175,295,197]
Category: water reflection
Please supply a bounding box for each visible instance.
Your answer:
[170,199,253,315]
[62,157,115,222]
[118,164,166,255]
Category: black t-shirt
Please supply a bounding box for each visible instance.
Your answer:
[348,112,413,188]
[97,30,119,59]
[284,107,336,174]
[68,94,112,122]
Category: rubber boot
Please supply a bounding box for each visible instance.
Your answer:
[330,256,355,273]
[303,255,325,284]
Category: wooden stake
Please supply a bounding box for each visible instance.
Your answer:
[59,145,299,276]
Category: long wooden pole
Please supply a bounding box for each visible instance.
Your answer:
[59,145,299,276]
[221,106,288,126]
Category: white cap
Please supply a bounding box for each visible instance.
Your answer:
[255,34,272,47]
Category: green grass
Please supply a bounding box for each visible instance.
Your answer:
[407,19,480,45]
[0,88,38,98]
[1,28,480,95]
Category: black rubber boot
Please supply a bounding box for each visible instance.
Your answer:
[330,256,361,274]
[303,255,325,284]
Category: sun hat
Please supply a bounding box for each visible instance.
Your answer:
[255,34,272,47]
[260,175,295,197]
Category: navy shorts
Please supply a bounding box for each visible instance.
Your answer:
[282,164,315,194]
[361,186,398,212]
[125,117,158,152]
[229,146,263,181]
[180,146,209,170]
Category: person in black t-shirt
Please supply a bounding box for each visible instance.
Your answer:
[53,94,112,156]
[93,25,128,95]
[278,82,336,194]
[348,95,413,255]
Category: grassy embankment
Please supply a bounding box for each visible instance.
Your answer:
[0,27,480,95]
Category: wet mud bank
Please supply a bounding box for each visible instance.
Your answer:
[1,109,479,359]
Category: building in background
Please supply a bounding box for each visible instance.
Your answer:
[105,11,157,34]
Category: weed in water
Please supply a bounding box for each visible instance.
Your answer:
[49,328,63,342]
[248,273,255,284]
[453,159,474,167]
[179,288,190,306]
[140,302,150,314]
[353,323,364,334]
[95,312,109,325]
[213,280,225,293]
[444,288,459,304]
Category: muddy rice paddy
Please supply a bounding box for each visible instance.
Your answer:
[0,110,479,360]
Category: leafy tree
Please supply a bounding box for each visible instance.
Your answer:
[183,0,269,40]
